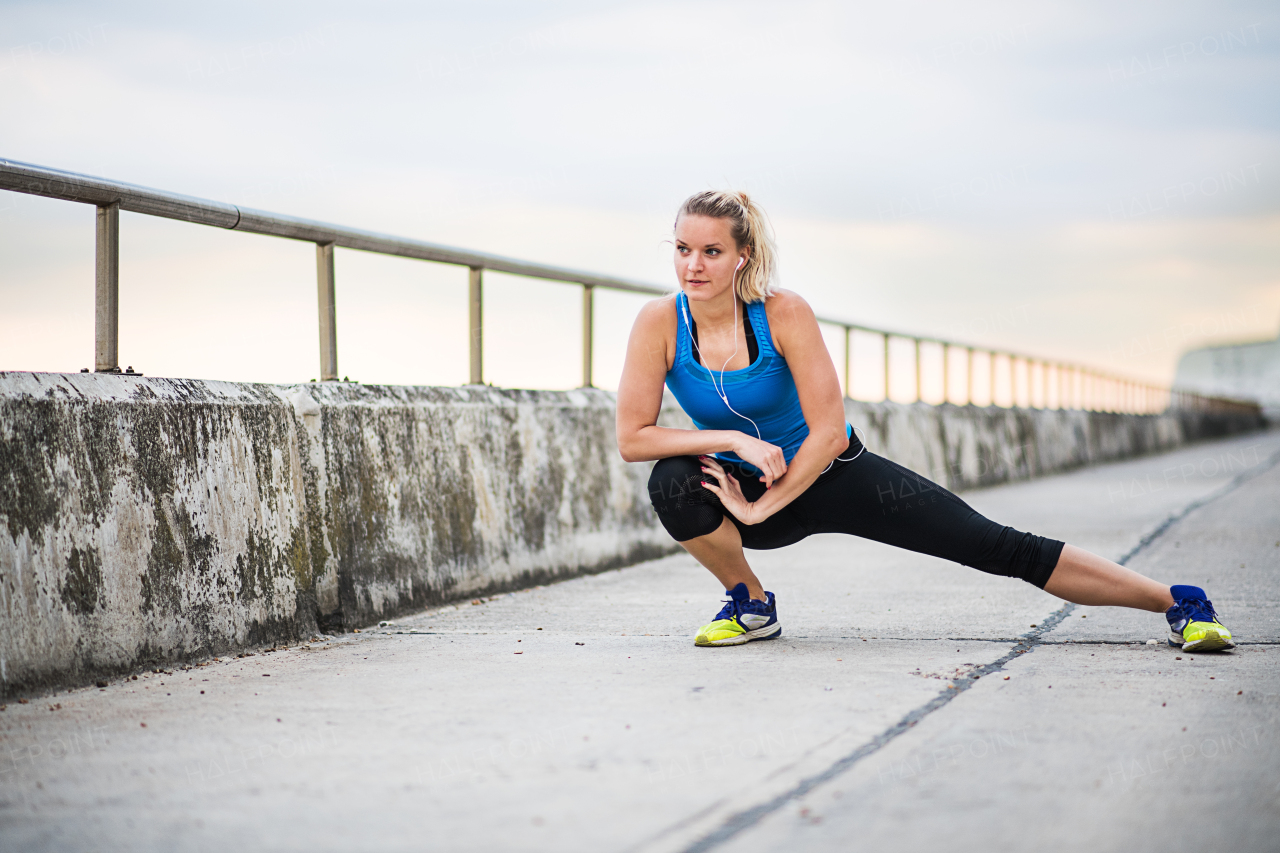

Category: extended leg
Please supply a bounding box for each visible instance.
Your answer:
[1043,544,1173,612]
[800,451,1173,608]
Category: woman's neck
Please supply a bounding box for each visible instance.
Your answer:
[687,288,738,329]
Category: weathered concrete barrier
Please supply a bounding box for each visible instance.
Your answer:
[0,373,677,694]
[843,399,1264,491]
[0,372,1264,694]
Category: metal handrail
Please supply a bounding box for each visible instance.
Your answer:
[0,158,1260,418]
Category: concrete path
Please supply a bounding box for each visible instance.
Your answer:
[3,431,1278,853]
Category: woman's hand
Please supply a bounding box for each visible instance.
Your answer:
[699,456,764,526]
[730,435,787,487]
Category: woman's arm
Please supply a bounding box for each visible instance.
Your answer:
[700,290,849,524]
[615,297,788,484]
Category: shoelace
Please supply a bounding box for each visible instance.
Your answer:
[713,599,736,621]
[1177,594,1218,623]
[713,595,773,622]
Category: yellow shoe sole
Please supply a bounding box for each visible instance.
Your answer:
[1182,628,1235,652]
[694,623,782,647]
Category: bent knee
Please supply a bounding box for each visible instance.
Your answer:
[648,456,724,542]
[970,527,1064,589]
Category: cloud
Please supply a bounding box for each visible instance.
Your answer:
[1,0,1277,388]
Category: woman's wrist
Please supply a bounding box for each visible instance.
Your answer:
[745,492,777,524]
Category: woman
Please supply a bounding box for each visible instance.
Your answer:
[615,190,1234,651]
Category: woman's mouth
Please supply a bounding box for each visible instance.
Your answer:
[686,279,710,286]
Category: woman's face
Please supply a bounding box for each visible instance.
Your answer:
[674,214,746,304]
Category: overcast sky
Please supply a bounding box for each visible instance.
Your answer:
[2,0,1277,394]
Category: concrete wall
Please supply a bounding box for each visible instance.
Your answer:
[1174,331,1280,420]
[843,399,1263,492]
[0,373,676,694]
[0,372,1264,694]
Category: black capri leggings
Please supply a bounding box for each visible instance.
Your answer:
[647,435,1064,588]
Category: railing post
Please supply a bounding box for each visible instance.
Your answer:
[883,333,891,402]
[966,347,974,406]
[315,243,338,381]
[914,337,922,403]
[1020,358,1028,408]
[468,266,483,385]
[942,343,950,404]
[1009,355,1016,407]
[581,284,594,388]
[990,351,998,407]
[1011,356,1019,408]
[95,202,120,372]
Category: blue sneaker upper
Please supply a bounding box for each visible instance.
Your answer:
[716,583,777,627]
[1166,584,1219,631]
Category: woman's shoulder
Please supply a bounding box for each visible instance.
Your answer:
[634,293,680,329]
[629,294,680,371]
[761,288,816,329]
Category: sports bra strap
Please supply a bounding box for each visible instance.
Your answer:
[687,299,758,366]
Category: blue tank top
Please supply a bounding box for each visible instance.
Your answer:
[665,292,849,475]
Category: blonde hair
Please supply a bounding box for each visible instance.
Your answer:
[675,190,777,303]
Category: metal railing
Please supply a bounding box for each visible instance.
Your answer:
[0,158,1259,417]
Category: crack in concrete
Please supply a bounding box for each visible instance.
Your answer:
[786,636,1279,645]
[676,445,1280,853]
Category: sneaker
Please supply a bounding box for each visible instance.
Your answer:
[1166,585,1235,652]
[694,583,782,647]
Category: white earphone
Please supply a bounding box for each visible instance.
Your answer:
[681,253,867,474]
[681,255,761,443]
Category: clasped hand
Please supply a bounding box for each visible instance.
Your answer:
[698,455,774,526]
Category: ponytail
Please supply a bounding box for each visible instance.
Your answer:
[675,190,777,303]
